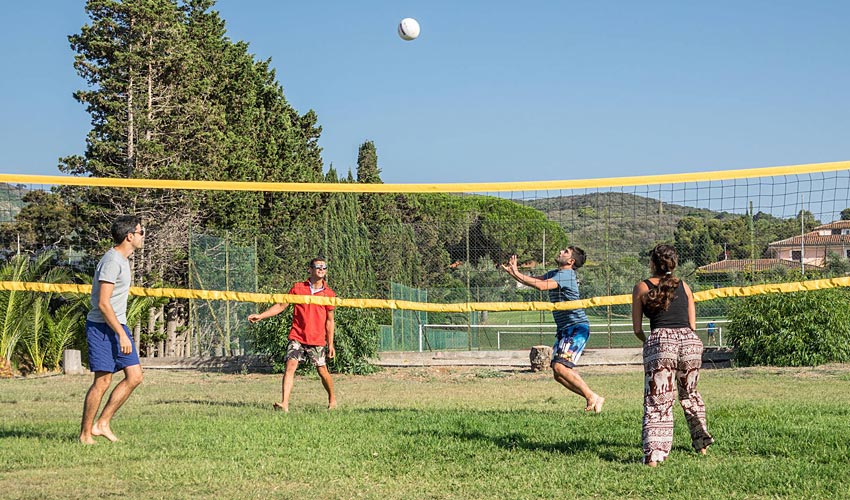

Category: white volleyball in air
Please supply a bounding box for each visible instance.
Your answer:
[398,18,420,41]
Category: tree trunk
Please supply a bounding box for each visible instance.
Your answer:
[133,323,142,356]
[166,320,181,357]
[126,17,135,178]
[184,324,192,357]
[0,357,13,378]
[146,306,158,357]
[159,306,177,357]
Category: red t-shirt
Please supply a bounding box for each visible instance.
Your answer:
[288,280,335,346]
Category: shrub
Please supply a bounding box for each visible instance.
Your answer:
[328,308,380,375]
[727,288,850,366]
[248,306,379,374]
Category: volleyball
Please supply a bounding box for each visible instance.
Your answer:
[398,18,420,41]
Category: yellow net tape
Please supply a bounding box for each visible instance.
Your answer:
[3,276,849,313]
[1,160,848,193]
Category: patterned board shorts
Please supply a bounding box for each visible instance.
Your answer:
[285,339,327,367]
[551,322,590,369]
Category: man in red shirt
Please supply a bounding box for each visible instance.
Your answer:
[248,258,336,412]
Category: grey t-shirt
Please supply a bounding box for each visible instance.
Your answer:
[87,248,132,324]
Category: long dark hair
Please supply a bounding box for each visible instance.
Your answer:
[644,244,681,314]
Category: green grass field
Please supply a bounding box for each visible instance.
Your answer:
[2,365,849,499]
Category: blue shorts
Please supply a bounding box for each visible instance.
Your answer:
[86,321,140,373]
[551,322,590,369]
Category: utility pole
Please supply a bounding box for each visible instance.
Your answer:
[466,216,472,351]
[800,195,805,275]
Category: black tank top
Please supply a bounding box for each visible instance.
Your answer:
[642,279,690,330]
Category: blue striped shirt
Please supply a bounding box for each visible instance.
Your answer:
[543,268,588,329]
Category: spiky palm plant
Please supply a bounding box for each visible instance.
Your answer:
[0,251,68,377]
[43,304,83,372]
[21,261,73,374]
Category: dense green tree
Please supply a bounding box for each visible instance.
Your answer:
[321,167,376,296]
[474,196,568,265]
[0,191,77,259]
[61,0,206,289]
[841,208,850,221]
[674,217,720,266]
[59,0,332,349]
[353,141,422,296]
[823,252,850,275]
[356,141,381,184]
[674,210,823,267]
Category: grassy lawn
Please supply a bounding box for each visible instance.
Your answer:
[2,365,849,499]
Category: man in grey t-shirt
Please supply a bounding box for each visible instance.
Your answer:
[79,215,145,444]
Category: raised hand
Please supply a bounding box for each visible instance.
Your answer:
[500,254,519,275]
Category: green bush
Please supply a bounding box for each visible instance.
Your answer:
[248,306,379,375]
[328,308,380,375]
[728,288,850,366]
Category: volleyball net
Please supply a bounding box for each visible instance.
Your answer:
[1,161,849,353]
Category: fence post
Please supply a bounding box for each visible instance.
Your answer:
[418,324,423,352]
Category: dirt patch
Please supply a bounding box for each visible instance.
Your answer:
[374,364,641,383]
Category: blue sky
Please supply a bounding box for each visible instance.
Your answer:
[2,1,849,184]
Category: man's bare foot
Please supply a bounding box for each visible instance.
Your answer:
[646,461,658,467]
[585,394,605,413]
[272,402,288,413]
[91,422,118,442]
[79,434,96,445]
[328,400,337,410]
[699,447,708,455]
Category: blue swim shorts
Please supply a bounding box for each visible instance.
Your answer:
[86,321,141,373]
[551,322,590,369]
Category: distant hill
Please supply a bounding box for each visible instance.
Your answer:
[0,184,28,223]
[525,192,726,258]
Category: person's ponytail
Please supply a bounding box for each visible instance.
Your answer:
[644,245,681,314]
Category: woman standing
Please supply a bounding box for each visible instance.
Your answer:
[632,244,713,466]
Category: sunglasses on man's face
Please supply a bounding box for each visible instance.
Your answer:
[312,265,327,270]
[132,229,145,236]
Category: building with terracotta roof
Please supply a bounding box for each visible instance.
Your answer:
[696,258,820,275]
[768,220,850,267]
[697,220,848,275]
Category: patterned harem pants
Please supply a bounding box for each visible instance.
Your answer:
[643,327,714,464]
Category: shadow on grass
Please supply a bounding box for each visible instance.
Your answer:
[356,406,639,463]
[0,427,76,442]
[154,399,269,410]
[424,428,637,464]
[479,429,632,461]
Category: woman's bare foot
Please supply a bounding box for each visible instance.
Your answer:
[699,447,708,455]
[91,422,118,442]
[272,402,288,413]
[79,434,96,445]
[646,461,658,467]
[328,400,337,410]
